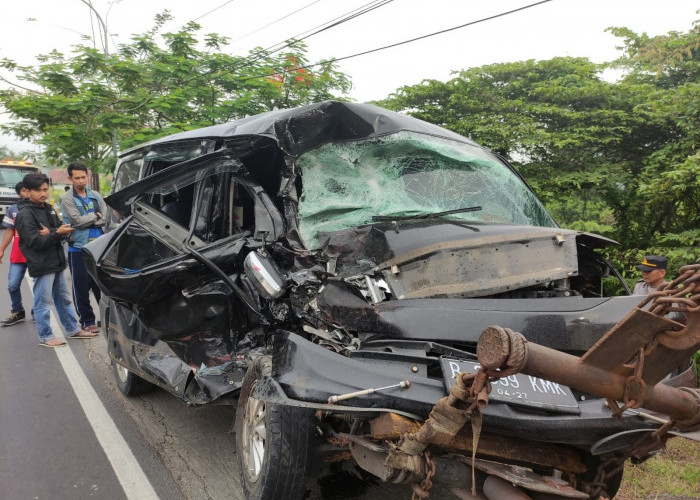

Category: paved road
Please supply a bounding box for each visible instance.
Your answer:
[0,232,457,500]
[0,246,185,500]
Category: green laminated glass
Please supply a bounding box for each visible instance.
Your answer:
[297,131,555,248]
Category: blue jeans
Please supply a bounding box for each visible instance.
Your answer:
[32,270,81,342]
[8,262,27,312]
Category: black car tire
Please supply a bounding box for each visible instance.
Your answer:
[234,355,315,500]
[112,359,154,396]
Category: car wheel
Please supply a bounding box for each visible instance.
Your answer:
[112,358,153,396]
[234,355,314,500]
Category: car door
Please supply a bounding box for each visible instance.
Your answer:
[84,150,284,341]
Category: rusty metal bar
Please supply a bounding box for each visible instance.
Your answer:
[476,264,700,428]
[513,339,700,425]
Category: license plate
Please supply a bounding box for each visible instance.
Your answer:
[441,358,580,414]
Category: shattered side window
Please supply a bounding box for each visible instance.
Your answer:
[296,131,556,248]
[144,140,217,175]
[144,158,244,229]
[113,157,142,193]
[101,224,178,272]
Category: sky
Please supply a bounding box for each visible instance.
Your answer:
[1,0,697,152]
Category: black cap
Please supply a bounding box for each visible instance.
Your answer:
[637,255,668,272]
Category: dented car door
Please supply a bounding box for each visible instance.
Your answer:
[85,151,281,341]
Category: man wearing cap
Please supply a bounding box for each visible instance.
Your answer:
[633,255,669,295]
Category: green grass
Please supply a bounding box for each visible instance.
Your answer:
[615,437,700,499]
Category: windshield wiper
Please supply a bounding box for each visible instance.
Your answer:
[372,206,482,222]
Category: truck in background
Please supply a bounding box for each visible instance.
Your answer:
[0,159,51,218]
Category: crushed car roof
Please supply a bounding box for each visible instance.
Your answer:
[119,100,479,158]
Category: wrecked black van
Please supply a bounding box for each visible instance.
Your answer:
[83,101,692,500]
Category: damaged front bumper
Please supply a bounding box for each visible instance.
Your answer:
[259,330,661,447]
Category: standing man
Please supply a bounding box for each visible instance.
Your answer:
[60,163,107,333]
[633,255,669,295]
[15,173,96,347]
[1,182,29,326]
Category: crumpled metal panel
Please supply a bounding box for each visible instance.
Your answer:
[118,101,477,159]
[316,279,643,353]
[379,229,578,299]
[107,298,246,404]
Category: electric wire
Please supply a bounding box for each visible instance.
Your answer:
[191,0,239,23]
[229,0,324,44]
[180,0,396,89]
[221,0,394,75]
[234,0,554,84]
[328,0,554,65]
[118,0,554,122]
[258,0,394,55]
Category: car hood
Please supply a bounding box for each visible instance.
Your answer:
[306,220,628,354]
[318,220,614,283]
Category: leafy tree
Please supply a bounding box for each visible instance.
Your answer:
[0,11,352,174]
[0,145,18,158]
[603,23,700,276]
[377,22,699,278]
[0,143,44,163]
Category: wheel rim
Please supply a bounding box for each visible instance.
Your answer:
[242,381,267,482]
[115,362,129,383]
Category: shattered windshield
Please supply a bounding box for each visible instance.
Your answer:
[297,131,556,248]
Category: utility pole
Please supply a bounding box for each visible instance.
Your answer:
[78,0,120,191]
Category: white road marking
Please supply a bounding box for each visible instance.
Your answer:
[30,278,160,500]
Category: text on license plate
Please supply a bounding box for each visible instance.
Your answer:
[441,358,579,413]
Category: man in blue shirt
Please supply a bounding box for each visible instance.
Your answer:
[60,163,107,333]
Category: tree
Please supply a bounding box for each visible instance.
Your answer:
[603,23,700,272]
[377,22,699,277]
[0,11,352,174]
[0,145,18,158]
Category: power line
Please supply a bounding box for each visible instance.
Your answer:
[329,0,555,65]
[237,0,554,84]
[191,0,238,23]
[244,0,394,61]
[125,0,554,118]
[265,0,394,55]
[195,0,395,85]
[229,0,324,44]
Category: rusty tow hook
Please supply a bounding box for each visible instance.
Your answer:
[386,331,529,499]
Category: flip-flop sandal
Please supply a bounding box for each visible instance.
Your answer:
[39,339,67,348]
[69,331,98,339]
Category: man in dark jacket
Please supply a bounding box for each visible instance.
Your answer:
[15,173,96,347]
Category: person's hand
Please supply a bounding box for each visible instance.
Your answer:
[39,224,50,236]
[95,212,102,219]
[0,248,4,264]
[56,224,75,235]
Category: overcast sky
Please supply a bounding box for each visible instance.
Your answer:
[1,0,697,152]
